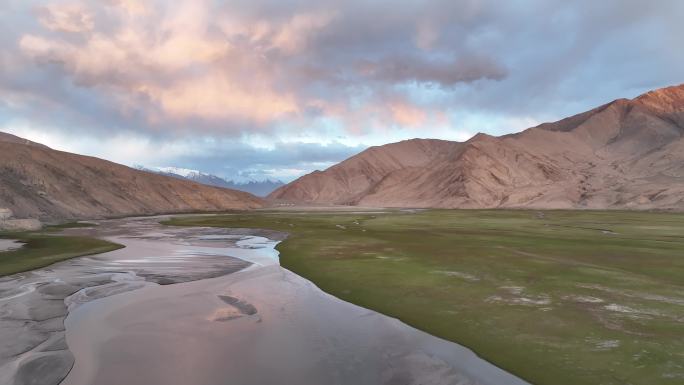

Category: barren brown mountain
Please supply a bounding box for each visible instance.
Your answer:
[269,84,684,210]
[0,135,264,221]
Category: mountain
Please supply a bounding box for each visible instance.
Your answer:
[0,135,264,221]
[222,180,285,197]
[269,84,684,210]
[0,132,49,148]
[135,166,233,187]
[136,166,284,197]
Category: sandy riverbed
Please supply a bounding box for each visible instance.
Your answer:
[1,216,529,385]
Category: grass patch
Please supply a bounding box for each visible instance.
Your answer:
[44,221,98,231]
[165,209,684,385]
[0,232,123,277]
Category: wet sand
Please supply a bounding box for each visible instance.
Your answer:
[1,217,529,385]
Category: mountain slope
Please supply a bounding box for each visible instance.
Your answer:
[0,132,49,148]
[0,135,264,220]
[269,84,684,210]
[270,139,461,204]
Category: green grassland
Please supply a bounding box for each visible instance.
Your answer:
[43,221,99,231]
[165,209,684,385]
[0,226,123,276]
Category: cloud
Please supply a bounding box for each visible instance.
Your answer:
[3,123,363,182]
[36,3,94,33]
[105,0,147,16]
[355,55,507,87]
[6,0,511,135]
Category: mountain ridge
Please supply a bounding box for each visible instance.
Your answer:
[269,83,684,210]
[0,136,264,221]
[135,165,284,197]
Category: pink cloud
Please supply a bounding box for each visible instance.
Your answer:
[10,0,510,138]
[18,1,343,126]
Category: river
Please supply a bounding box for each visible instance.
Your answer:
[0,216,529,385]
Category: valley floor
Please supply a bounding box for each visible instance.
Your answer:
[1,216,525,385]
[166,209,684,385]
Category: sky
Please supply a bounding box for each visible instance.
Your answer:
[1,0,683,182]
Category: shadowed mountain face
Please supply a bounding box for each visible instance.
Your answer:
[269,84,684,210]
[0,136,264,220]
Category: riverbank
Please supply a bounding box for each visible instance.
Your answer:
[0,231,123,277]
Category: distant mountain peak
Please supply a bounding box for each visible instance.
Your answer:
[136,165,284,197]
[468,132,496,142]
[153,166,203,178]
[633,83,684,113]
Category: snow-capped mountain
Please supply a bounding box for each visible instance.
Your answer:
[153,167,202,178]
[135,165,284,197]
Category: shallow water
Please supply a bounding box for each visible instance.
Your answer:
[0,217,265,385]
[0,239,23,252]
[0,216,529,385]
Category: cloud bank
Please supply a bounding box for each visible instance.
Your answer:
[1,0,683,180]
